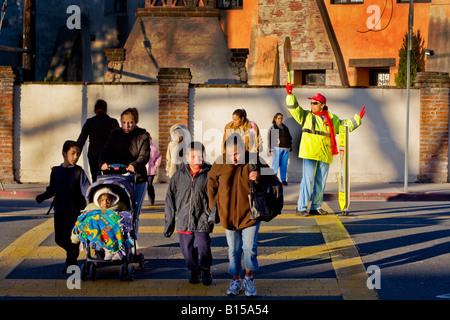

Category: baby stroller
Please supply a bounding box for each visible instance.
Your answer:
[72,164,144,281]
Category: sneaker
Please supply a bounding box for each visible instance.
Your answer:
[201,268,213,286]
[227,278,242,296]
[243,277,257,297]
[310,208,328,215]
[189,270,200,284]
[295,208,309,217]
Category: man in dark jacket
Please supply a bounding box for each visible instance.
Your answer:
[77,99,119,182]
[164,141,213,286]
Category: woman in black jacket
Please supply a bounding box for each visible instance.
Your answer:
[268,113,292,185]
[100,108,150,238]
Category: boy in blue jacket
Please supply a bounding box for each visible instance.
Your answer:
[164,141,214,285]
[36,140,90,272]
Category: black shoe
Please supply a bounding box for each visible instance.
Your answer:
[201,268,212,286]
[189,270,200,284]
[282,181,288,186]
[310,208,328,215]
[295,208,309,217]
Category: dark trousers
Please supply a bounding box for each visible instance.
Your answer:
[88,156,100,182]
[147,175,155,204]
[178,232,212,272]
[54,210,80,266]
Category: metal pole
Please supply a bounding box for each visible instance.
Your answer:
[404,0,414,193]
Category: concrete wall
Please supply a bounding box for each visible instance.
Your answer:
[191,86,421,183]
[14,83,420,183]
[14,83,159,182]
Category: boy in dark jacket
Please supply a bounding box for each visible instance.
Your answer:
[164,141,213,285]
[36,140,90,272]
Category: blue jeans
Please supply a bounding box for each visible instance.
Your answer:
[271,148,289,182]
[298,158,330,211]
[134,181,148,239]
[225,222,260,276]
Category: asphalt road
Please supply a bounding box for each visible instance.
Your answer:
[1,198,450,303]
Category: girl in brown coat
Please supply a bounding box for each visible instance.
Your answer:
[208,133,271,297]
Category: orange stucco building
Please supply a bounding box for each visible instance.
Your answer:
[220,0,448,87]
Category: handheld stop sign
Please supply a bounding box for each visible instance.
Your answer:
[283,37,292,84]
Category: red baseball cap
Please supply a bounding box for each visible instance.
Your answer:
[308,93,326,105]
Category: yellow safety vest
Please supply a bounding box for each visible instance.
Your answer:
[286,94,362,164]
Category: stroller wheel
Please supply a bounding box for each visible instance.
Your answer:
[119,264,127,281]
[88,263,97,281]
[127,264,135,281]
[133,253,145,268]
[119,263,134,281]
[80,263,88,281]
[138,253,145,269]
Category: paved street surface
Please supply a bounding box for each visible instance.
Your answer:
[0,201,377,300]
[1,182,450,315]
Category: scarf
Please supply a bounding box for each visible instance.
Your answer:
[313,111,338,156]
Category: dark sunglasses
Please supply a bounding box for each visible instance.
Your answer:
[311,101,322,105]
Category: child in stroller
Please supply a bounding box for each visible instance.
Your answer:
[71,176,143,280]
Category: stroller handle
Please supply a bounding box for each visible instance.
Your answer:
[101,164,132,175]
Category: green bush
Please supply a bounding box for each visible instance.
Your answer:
[394,29,425,87]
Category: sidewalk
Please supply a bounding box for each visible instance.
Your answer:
[1,180,450,202]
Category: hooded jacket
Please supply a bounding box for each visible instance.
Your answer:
[164,163,212,237]
[166,123,191,178]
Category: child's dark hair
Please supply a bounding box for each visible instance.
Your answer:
[187,141,206,154]
[62,140,80,153]
[223,133,244,150]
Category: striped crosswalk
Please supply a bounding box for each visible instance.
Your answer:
[0,202,378,299]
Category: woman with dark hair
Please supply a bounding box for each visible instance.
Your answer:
[222,108,262,172]
[100,107,150,238]
[268,112,292,185]
[77,99,119,182]
[222,108,262,154]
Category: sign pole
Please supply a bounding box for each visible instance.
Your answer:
[339,125,350,215]
[404,0,414,193]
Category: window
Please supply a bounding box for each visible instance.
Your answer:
[332,0,364,4]
[105,0,127,15]
[217,0,243,9]
[369,69,390,86]
[302,70,326,86]
[397,0,431,3]
[114,0,127,12]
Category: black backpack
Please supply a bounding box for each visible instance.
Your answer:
[249,175,284,222]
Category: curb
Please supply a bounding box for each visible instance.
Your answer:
[324,192,450,202]
[1,190,450,202]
